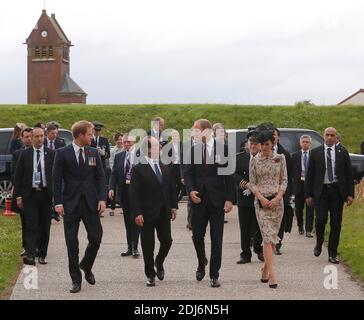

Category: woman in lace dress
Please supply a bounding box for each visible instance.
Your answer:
[248,129,288,289]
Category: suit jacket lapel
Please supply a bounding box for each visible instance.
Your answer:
[68,145,81,176]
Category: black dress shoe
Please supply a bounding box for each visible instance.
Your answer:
[299,227,304,235]
[314,245,322,257]
[210,278,221,288]
[196,269,206,281]
[186,224,192,230]
[146,277,155,287]
[257,252,265,262]
[274,246,282,255]
[70,282,81,293]
[132,249,140,258]
[20,249,27,257]
[155,263,165,281]
[306,232,314,238]
[23,256,36,266]
[328,256,340,264]
[121,249,132,257]
[38,257,48,265]
[35,250,40,258]
[236,256,251,264]
[79,264,96,285]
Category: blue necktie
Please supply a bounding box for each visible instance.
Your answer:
[302,151,308,176]
[154,162,163,184]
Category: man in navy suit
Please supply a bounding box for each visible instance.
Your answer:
[109,133,140,257]
[53,121,107,293]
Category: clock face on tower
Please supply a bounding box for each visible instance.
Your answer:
[41,30,48,38]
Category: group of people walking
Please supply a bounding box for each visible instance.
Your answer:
[9,117,355,293]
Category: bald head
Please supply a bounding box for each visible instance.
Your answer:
[324,127,337,147]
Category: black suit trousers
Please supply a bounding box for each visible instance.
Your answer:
[295,191,314,232]
[238,205,262,258]
[191,191,224,279]
[140,210,172,278]
[24,190,52,258]
[63,197,103,283]
[121,184,140,250]
[314,184,344,257]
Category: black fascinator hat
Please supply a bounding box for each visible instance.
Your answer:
[255,122,275,143]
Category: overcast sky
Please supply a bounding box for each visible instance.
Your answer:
[0,0,363,105]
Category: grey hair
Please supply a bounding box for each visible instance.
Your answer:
[300,134,312,142]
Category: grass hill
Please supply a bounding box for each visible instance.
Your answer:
[0,104,363,153]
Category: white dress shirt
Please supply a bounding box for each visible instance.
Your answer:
[324,144,337,184]
[47,138,56,149]
[172,142,180,164]
[72,141,85,164]
[33,146,47,188]
[205,138,214,157]
[145,156,162,176]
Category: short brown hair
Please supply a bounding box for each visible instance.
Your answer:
[114,133,123,141]
[71,121,94,139]
[21,127,33,137]
[195,119,212,130]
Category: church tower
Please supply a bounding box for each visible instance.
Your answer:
[25,9,87,104]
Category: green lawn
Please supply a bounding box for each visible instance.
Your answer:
[338,184,364,282]
[0,214,21,296]
[0,104,363,153]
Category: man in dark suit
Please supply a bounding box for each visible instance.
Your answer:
[14,127,55,266]
[273,128,293,255]
[130,136,178,287]
[44,124,66,150]
[11,127,33,257]
[165,129,183,201]
[182,119,235,288]
[147,117,169,147]
[234,131,264,264]
[292,135,315,237]
[91,122,110,217]
[53,121,107,293]
[305,127,354,264]
[44,124,66,222]
[109,133,140,258]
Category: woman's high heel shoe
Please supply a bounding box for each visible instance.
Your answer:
[260,267,269,283]
[269,277,278,289]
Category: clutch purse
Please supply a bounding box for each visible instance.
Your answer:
[258,195,277,208]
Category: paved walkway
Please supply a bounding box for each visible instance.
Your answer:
[10,203,364,300]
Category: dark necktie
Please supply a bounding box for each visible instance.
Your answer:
[79,148,85,169]
[302,151,308,176]
[202,143,207,165]
[125,153,131,180]
[50,140,54,150]
[327,148,334,182]
[154,162,163,184]
[36,150,43,187]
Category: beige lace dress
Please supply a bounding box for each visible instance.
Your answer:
[248,152,288,244]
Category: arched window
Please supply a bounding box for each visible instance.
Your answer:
[48,46,53,57]
[41,46,47,58]
[35,46,40,58]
